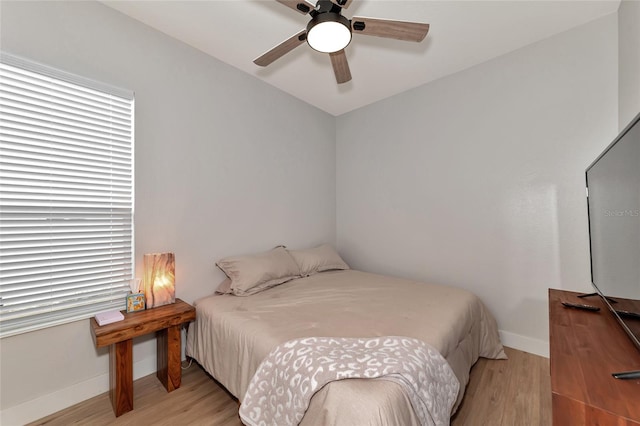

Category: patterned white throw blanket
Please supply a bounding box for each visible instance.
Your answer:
[239,336,460,426]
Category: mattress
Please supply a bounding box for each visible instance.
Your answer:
[186,270,506,424]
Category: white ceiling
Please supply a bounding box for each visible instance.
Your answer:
[102,0,620,116]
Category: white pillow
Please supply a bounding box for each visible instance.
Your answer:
[214,278,232,295]
[288,244,350,277]
[216,246,301,296]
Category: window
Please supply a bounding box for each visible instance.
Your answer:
[0,53,134,338]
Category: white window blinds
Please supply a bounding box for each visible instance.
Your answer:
[0,53,134,338]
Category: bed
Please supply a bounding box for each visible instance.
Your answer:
[186,268,506,425]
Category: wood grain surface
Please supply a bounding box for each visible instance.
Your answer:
[351,17,429,42]
[157,325,182,392]
[90,299,196,417]
[90,299,195,347]
[110,340,133,417]
[253,30,307,67]
[329,50,351,84]
[549,289,640,426]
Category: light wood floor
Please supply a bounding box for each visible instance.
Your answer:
[29,347,551,426]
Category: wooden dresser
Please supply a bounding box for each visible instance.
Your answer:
[549,289,640,425]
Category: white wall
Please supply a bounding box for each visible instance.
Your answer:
[619,0,640,129]
[0,1,335,424]
[336,14,619,357]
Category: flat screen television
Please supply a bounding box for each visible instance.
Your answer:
[586,111,640,379]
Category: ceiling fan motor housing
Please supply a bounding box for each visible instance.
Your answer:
[306,12,352,53]
[314,0,342,14]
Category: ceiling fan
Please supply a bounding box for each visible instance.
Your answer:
[254,0,430,84]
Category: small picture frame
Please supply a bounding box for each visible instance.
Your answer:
[126,293,146,313]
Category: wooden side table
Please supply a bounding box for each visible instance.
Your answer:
[90,299,196,417]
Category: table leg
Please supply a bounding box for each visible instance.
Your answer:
[109,339,133,417]
[157,324,181,392]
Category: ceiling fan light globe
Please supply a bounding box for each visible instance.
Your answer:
[307,13,352,53]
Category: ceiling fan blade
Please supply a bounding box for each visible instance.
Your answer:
[328,0,353,9]
[351,17,430,42]
[254,30,307,67]
[329,49,352,84]
[276,0,315,15]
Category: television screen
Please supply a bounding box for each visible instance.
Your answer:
[586,112,640,354]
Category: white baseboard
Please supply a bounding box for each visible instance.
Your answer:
[499,330,549,358]
[0,357,156,426]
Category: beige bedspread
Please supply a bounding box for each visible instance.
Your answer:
[186,270,506,425]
